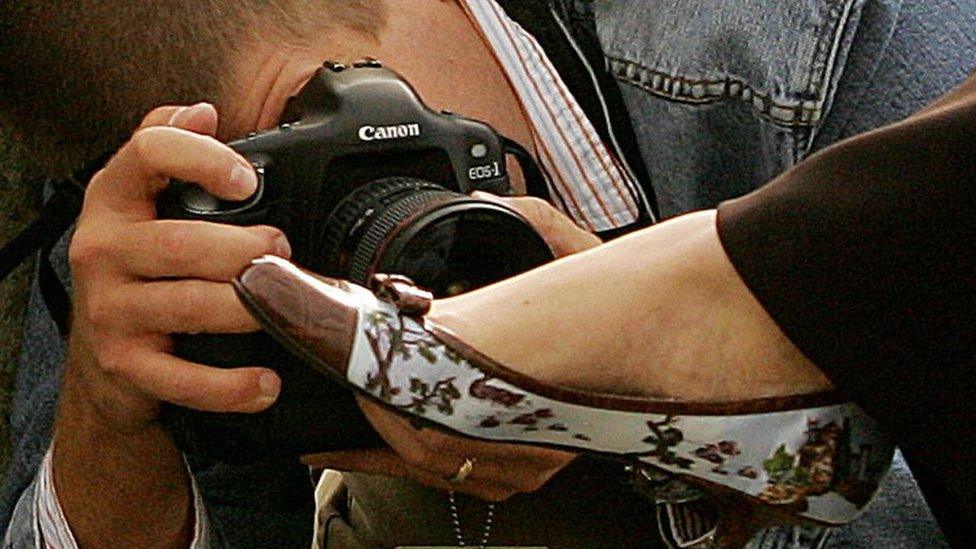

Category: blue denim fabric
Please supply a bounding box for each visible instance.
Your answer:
[589,0,976,219]
[592,0,869,217]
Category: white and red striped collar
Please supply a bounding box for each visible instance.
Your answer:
[458,0,642,233]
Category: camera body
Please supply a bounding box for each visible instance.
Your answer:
[158,61,554,462]
[160,60,523,277]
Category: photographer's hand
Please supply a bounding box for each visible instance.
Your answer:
[471,192,602,256]
[303,198,593,501]
[54,103,290,547]
[305,397,575,501]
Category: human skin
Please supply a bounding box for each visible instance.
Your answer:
[56,104,282,549]
[52,0,837,545]
[53,1,573,546]
[306,208,832,500]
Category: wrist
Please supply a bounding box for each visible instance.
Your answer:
[62,328,162,434]
[53,339,193,548]
[53,377,193,548]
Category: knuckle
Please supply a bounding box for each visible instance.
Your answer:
[94,341,133,376]
[523,196,551,210]
[129,127,158,160]
[83,292,117,329]
[518,473,552,494]
[153,225,196,266]
[141,106,175,126]
[548,451,576,468]
[517,197,555,225]
[478,487,515,503]
[522,196,550,214]
[68,232,109,270]
[423,430,454,454]
[168,297,200,331]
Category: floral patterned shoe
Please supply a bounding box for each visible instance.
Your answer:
[234,255,894,527]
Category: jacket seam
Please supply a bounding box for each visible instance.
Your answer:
[605,55,826,128]
[603,0,860,130]
[801,0,860,153]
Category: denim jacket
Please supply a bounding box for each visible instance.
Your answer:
[540,0,976,219]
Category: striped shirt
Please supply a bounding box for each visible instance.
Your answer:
[460,0,642,232]
[5,2,641,546]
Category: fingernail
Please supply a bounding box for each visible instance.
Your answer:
[274,234,292,258]
[259,372,281,399]
[169,102,209,126]
[230,163,259,197]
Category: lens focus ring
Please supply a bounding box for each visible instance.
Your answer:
[318,177,445,275]
[347,188,455,285]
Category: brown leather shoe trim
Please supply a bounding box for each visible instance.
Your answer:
[235,261,357,377]
[368,273,433,316]
[426,323,841,416]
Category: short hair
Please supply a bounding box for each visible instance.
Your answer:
[0,1,385,175]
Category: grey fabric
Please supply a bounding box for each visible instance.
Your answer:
[0,134,40,478]
[0,229,69,536]
[3,474,37,548]
[831,451,948,548]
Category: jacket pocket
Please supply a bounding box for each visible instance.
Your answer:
[590,0,867,216]
[595,0,866,129]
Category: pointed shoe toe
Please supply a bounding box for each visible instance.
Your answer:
[234,255,894,527]
[233,255,371,381]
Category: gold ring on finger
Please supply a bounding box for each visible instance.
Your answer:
[446,457,476,485]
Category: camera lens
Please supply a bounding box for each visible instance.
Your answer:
[319,177,554,296]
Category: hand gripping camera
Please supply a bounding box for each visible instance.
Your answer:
[157,60,555,462]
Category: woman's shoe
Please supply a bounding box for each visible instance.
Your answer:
[234,255,893,526]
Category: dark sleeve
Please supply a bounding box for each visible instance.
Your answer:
[716,74,976,547]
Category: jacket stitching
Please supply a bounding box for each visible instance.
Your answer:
[801,0,858,154]
[605,55,824,127]
[603,0,860,130]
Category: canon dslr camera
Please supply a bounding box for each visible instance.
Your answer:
[158,60,554,462]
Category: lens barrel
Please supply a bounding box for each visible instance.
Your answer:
[319,177,553,296]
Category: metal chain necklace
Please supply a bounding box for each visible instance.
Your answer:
[444,2,500,544]
[448,490,496,548]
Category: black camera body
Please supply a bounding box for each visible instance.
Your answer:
[160,60,539,280]
[158,61,554,462]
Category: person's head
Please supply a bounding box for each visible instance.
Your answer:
[0,1,386,176]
